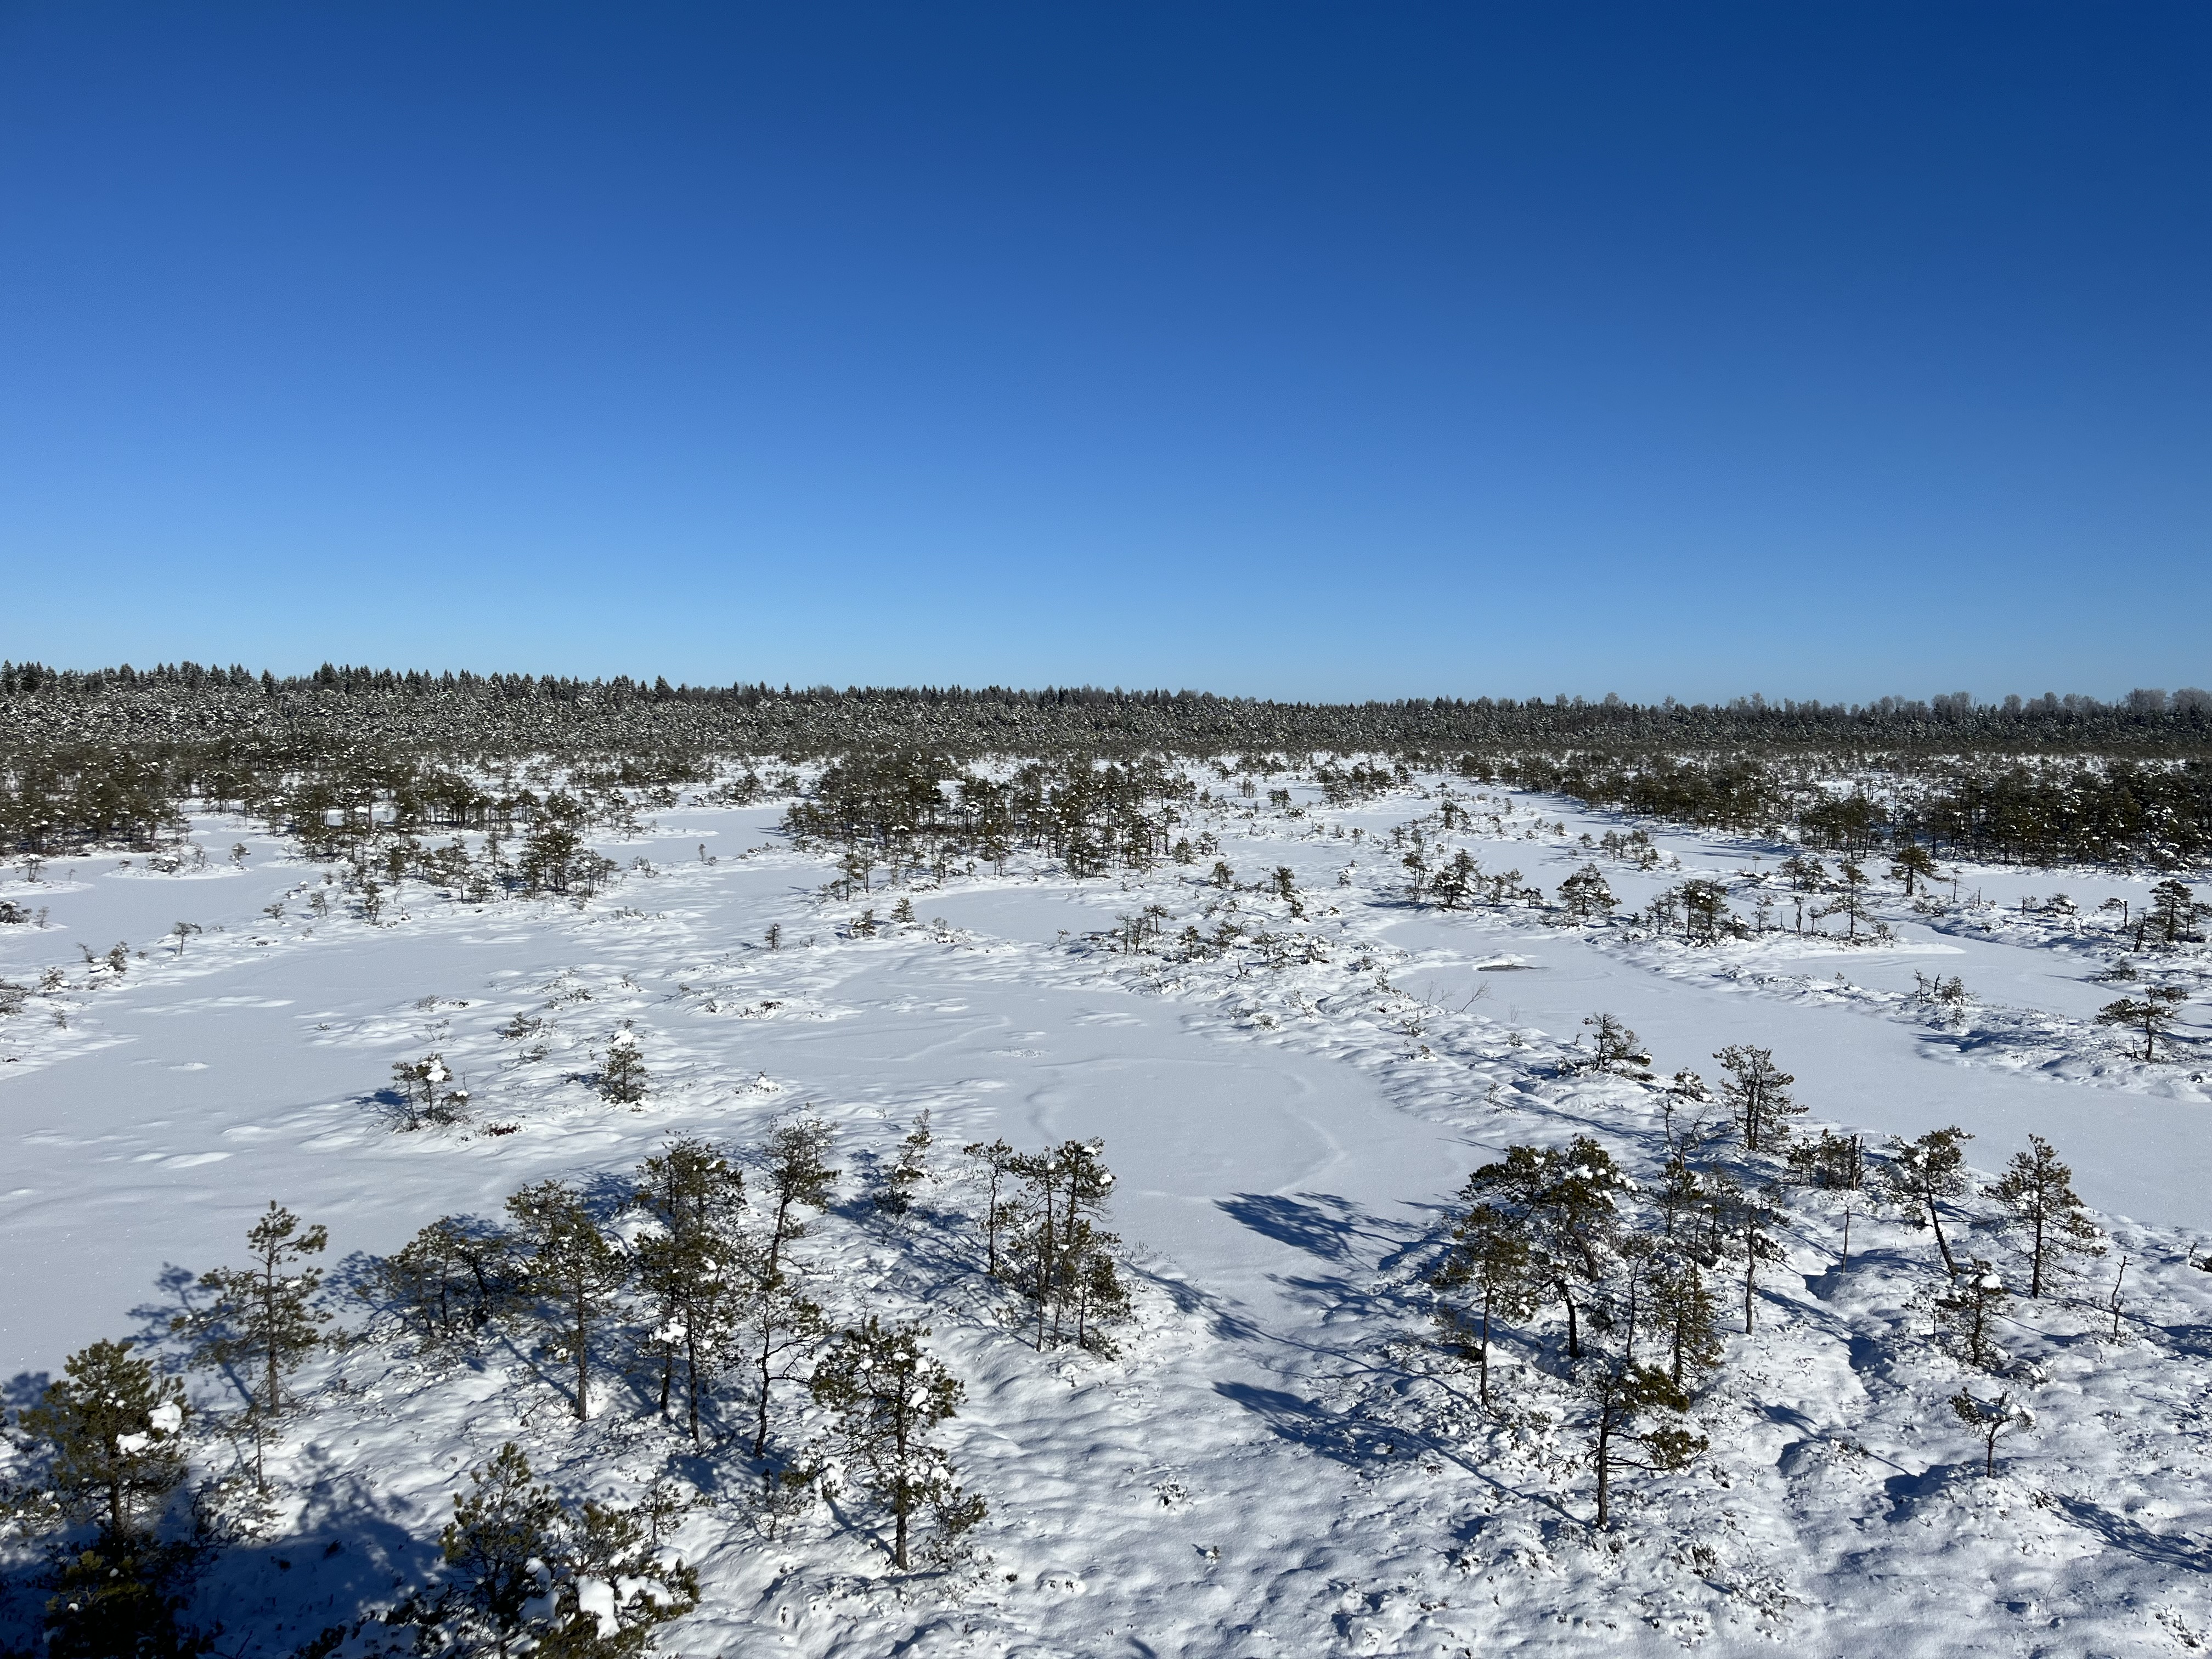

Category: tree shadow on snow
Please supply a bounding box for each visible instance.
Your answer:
[2055,1494,2212,1571]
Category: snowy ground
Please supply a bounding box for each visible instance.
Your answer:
[2,771,2209,1655]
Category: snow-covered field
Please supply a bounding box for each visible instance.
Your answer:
[3,770,2209,1655]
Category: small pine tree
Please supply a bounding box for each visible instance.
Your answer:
[962,1137,1019,1277]
[173,1201,329,1488]
[601,1028,648,1104]
[1647,1258,1724,1387]
[1713,1045,1802,1154]
[436,1443,560,1655]
[744,1119,839,1463]
[20,1340,188,1539]
[505,1181,628,1420]
[1935,1259,2010,1369]
[1950,1389,2030,1477]
[1578,1012,1651,1077]
[1557,864,1615,923]
[872,1111,934,1216]
[1881,1125,1973,1276]
[1986,1135,2103,1298]
[2147,877,2209,945]
[810,1319,985,1571]
[1429,1203,1536,1410]
[630,1137,747,1442]
[2095,985,2187,1062]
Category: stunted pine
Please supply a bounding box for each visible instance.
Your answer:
[1713,1045,1802,1154]
[810,1319,985,1571]
[505,1180,628,1420]
[1987,1135,2102,1298]
[173,1200,329,1487]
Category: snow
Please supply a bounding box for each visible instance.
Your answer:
[2,776,2209,1654]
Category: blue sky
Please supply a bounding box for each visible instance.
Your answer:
[2,2,2205,702]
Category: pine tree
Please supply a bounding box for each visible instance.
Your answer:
[962,1137,1019,1277]
[1578,1012,1651,1077]
[1556,863,1615,923]
[172,1201,329,1488]
[809,1319,985,1571]
[1935,1260,2010,1368]
[436,1443,560,1658]
[1460,1138,1625,1361]
[2147,877,2209,945]
[1713,1045,1802,1153]
[600,1028,648,1104]
[1986,1135,2103,1298]
[1881,1126,1973,1276]
[1950,1389,2031,1477]
[1429,1203,1536,1410]
[20,1340,188,1539]
[1888,842,1938,895]
[744,1118,839,1463]
[872,1111,933,1216]
[1581,1359,1706,1531]
[1647,1259,1724,1387]
[1005,1139,1124,1352]
[2095,985,2187,1062]
[505,1181,628,1420]
[368,1215,516,1346]
[630,1138,746,1442]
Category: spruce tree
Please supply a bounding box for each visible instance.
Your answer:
[1986,1135,2102,1297]
[505,1181,628,1420]
[173,1201,329,1488]
[809,1319,985,1570]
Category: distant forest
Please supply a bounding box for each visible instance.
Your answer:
[3,661,2210,869]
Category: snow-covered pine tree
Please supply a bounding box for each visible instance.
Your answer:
[742,1118,839,1464]
[505,1181,629,1420]
[1949,1389,2031,1477]
[172,1201,329,1488]
[1986,1135,2103,1298]
[1712,1045,1802,1153]
[1646,1257,1724,1387]
[630,1137,747,1441]
[600,1027,648,1104]
[1459,1138,1626,1361]
[1880,1125,1973,1276]
[810,1318,986,1570]
[19,1339,188,1539]
[1556,863,1615,923]
[1935,1259,2010,1369]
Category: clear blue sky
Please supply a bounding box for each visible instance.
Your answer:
[2,2,2205,702]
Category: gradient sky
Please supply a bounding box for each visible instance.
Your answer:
[2,2,2206,702]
